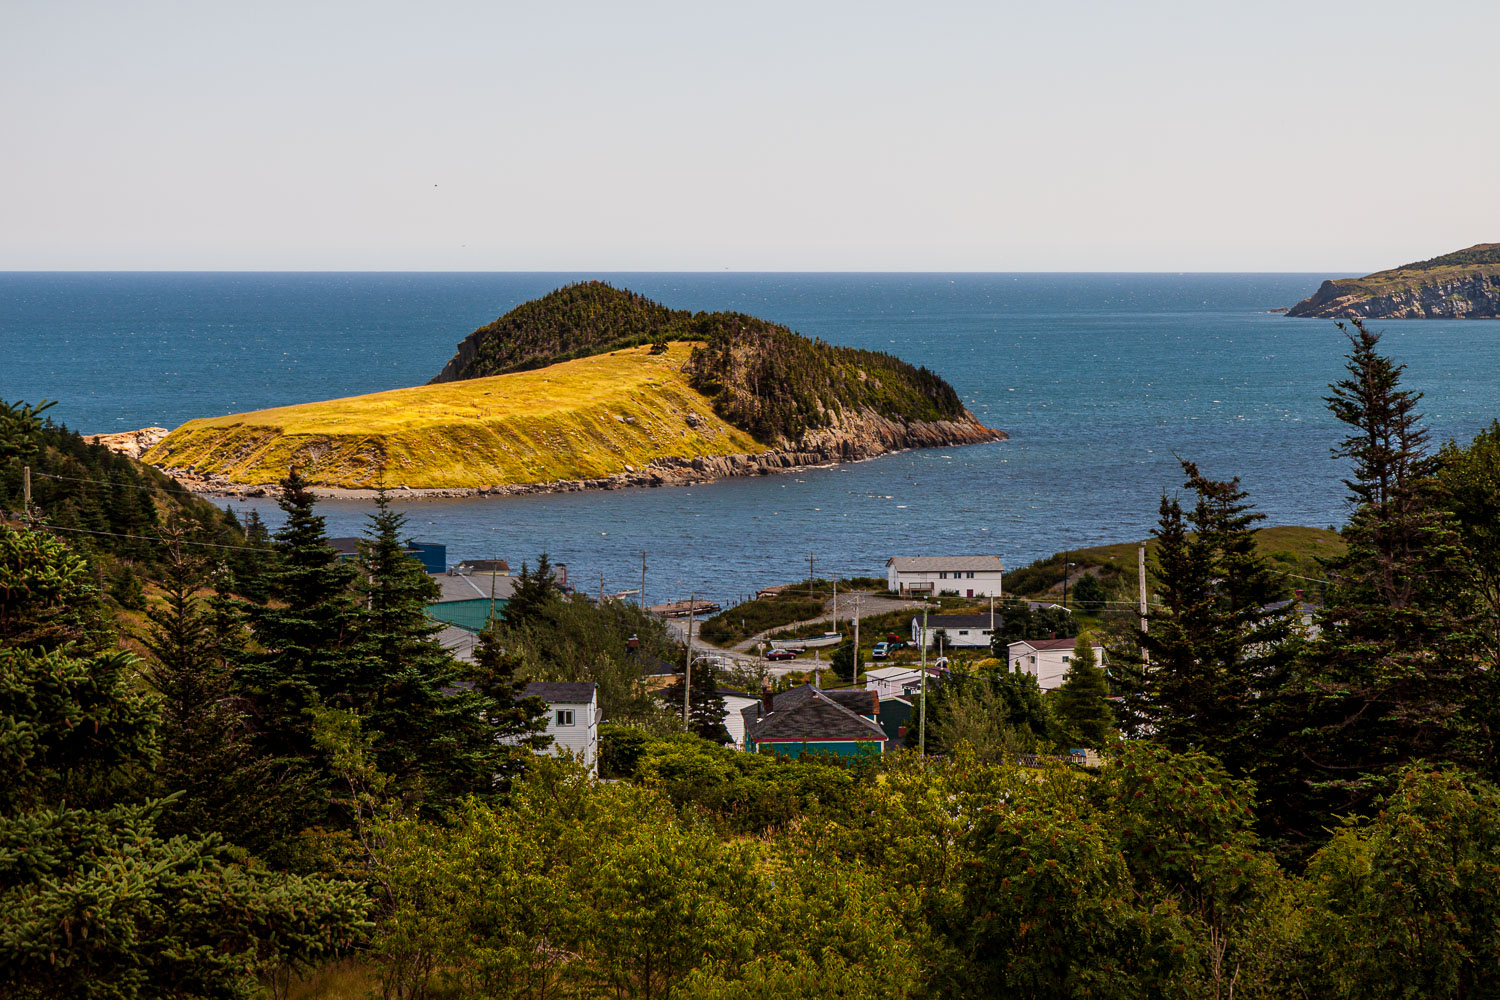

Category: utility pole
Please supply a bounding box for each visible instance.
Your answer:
[853,594,861,684]
[488,555,498,625]
[640,551,647,610]
[831,575,837,635]
[919,606,929,757]
[1138,541,1150,662]
[599,569,605,604]
[22,466,31,523]
[1062,553,1070,609]
[809,553,815,601]
[682,592,696,730]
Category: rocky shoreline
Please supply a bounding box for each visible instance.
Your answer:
[145,411,1006,501]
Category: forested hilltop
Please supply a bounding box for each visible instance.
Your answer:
[431,281,989,446]
[1288,242,1500,318]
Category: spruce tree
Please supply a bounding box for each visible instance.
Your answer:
[662,659,731,744]
[504,552,562,626]
[139,519,307,858]
[470,613,552,786]
[1054,631,1112,749]
[1112,461,1292,777]
[1285,321,1476,828]
[236,469,364,760]
[355,492,517,806]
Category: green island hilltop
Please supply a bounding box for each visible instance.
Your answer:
[1287,242,1500,319]
[145,282,1003,492]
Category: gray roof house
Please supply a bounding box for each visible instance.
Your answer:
[740,685,888,759]
[522,681,600,776]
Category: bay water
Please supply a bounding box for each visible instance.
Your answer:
[4,272,1498,606]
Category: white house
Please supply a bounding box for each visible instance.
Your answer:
[1007,638,1108,691]
[863,665,940,699]
[522,681,600,775]
[719,690,762,750]
[887,556,1004,598]
[910,613,999,650]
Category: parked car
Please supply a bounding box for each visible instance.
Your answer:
[764,648,797,661]
[871,642,890,660]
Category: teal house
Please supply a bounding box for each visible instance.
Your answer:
[741,686,888,759]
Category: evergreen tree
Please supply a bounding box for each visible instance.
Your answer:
[986,598,1078,657]
[1286,322,1477,827]
[227,505,277,603]
[1071,572,1105,612]
[662,659,731,744]
[1053,631,1112,748]
[1112,461,1292,778]
[236,469,364,760]
[139,519,308,858]
[831,637,858,683]
[355,492,520,807]
[0,523,369,996]
[470,613,553,786]
[504,552,562,626]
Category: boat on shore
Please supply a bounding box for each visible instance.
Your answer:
[769,632,843,651]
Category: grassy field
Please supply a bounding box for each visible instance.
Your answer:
[1314,243,1500,297]
[1005,525,1345,598]
[145,345,765,488]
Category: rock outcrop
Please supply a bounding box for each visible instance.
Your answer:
[1288,274,1500,319]
[82,426,170,459]
[1287,243,1500,319]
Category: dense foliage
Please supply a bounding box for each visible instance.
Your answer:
[434,281,972,445]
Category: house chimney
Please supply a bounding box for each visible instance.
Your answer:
[761,683,775,715]
[1049,631,1056,640]
[1295,588,1304,601]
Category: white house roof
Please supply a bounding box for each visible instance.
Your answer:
[887,556,1004,572]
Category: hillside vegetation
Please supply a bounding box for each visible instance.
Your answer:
[145,345,761,489]
[1005,525,1344,599]
[434,281,973,445]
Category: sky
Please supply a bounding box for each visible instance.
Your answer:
[3,0,1497,272]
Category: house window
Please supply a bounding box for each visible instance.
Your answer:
[939,571,947,579]
[958,630,969,635]
[1062,656,1070,663]
[555,709,575,726]
[967,571,975,578]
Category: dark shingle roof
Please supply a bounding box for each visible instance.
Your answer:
[522,682,597,704]
[742,685,887,743]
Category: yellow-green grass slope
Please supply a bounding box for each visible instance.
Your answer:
[144,345,764,489]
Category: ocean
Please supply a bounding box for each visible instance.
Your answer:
[4,272,1499,606]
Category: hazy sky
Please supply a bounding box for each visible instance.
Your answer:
[3,0,1497,271]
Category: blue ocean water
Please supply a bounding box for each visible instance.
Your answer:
[4,272,1499,606]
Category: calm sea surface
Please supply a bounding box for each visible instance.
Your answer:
[4,272,1499,605]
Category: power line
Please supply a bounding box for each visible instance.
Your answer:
[32,470,230,500]
[32,522,272,553]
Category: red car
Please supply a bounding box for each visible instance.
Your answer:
[764,648,797,661]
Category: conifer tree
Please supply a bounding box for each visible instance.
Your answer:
[1112,461,1292,777]
[1286,321,1477,826]
[355,492,517,806]
[662,659,731,744]
[1054,631,1112,749]
[470,613,552,786]
[139,519,307,858]
[504,552,562,627]
[236,469,364,759]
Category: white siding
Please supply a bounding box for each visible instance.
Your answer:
[722,695,759,750]
[538,694,599,775]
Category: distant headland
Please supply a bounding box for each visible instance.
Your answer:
[1287,243,1500,319]
[142,282,1004,497]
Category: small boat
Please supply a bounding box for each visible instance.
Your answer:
[769,632,842,651]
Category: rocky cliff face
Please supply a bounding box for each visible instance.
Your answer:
[1288,274,1500,319]
[82,426,170,459]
